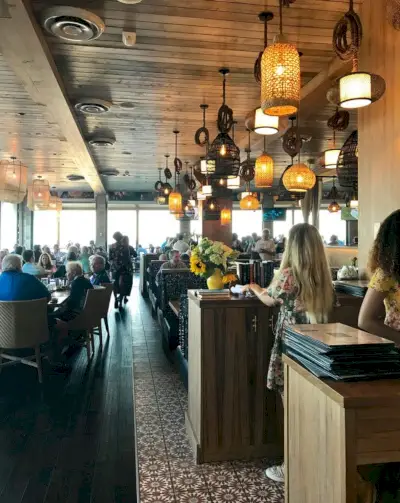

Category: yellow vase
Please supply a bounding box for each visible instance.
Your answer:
[207,269,225,290]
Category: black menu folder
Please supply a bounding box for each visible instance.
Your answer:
[284,323,400,381]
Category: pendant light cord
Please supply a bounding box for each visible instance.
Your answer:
[222,74,226,105]
[279,0,283,35]
[263,136,266,153]
[264,16,268,48]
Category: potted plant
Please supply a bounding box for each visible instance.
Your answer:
[190,238,239,290]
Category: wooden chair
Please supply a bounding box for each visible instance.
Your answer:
[0,298,49,383]
[96,282,113,341]
[66,288,104,361]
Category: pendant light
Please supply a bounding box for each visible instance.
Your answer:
[162,154,172,196]
[207,69,240,179]
[334,0,385,109]
[31,176,50,209]
[327,177,341,213]
[188,166,197,207]
[254,108,279,136]
[240,190,260,211]
[227,176,241,189]
[197,188,206,201]
[202,182,212,196]
[48,195,63,211]
[255,136,274,188]
[282,161,316,193]
[261,0,300,117]
[168,131,182,213]
[220,207,232,226]
[0,157,28,204]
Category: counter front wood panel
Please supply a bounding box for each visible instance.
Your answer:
[186,292,282,463]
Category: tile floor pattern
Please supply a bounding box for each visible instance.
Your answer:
[133,288,285,503]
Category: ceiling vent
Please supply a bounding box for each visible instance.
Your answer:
[67,174,85,181]
[117,0,143,4]
[42,7,105,42]
[88,137,116,147]
[100,169,120,177]
[75,98,111,115]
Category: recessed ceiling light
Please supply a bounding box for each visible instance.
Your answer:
[117,0,143,4]
[75,98,112,114]
[67,174,85,181]
[119,102,135,109]
[88,137,116,147]
[42,6,105,42]
[18,112,25,116]
[122,151,132,155]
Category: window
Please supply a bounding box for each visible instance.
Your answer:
[273,209,293,238]
[108,210,137,246]
[232,210,262,239]
[33,211,58,247]
[190,218,202,237]
[138,210,179,248]
[60,210,96,248]
[0,202,17,251]
[319,210,347,245]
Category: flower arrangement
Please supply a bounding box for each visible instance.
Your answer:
[190,238,239,280]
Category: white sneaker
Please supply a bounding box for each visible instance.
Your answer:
[265,463,285,483]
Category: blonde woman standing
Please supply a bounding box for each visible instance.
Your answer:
[243,223,334,482]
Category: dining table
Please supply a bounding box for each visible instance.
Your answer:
[48,289,70,305]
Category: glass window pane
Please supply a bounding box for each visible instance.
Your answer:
[190,218,202,237]
[294,209,304,225]
[232,210,262,240]
[138,210,179,248]
[273,209,293,238]
[0,202,17,251]
[60,210,96,248]
[33,211,58,248]
[319,210,347,245]
[108,210,137,245]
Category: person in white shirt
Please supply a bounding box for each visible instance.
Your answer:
[254,229,276,261]
[173,234,190,254]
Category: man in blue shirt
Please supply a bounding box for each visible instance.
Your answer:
[90,255,111,286]
[0,254,50,301]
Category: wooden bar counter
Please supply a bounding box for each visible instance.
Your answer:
[284,356,400,503]
[185,290,282,463]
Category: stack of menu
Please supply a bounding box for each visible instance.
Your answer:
[196,289,231,301]
[284,323,400,381]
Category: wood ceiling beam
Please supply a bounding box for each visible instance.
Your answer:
[241,56,352,155]
[0,0,105,194]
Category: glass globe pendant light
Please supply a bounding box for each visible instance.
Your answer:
[255,136,274,188]
[261,0,300,117]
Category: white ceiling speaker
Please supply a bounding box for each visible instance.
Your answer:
[42,7,105,41]
[117,0,143,4]
[88,137,116,147]
[75,98,112,114]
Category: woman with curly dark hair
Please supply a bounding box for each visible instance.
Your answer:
[359,209,400,344]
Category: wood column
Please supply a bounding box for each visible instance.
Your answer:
[95,194,108,249]
[358,0,400,271]
[201,198,232,245]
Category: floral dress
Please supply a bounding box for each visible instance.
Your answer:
[266,267,310,394]
[369,268,400,331]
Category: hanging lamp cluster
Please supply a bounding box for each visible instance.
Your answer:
[261,0,300,117]
[27,176,61,211]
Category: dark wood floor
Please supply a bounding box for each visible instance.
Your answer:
[0,284,139,503]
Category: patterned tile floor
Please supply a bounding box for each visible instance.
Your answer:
[132,283,284,503]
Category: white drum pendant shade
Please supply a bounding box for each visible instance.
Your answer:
[0,159,28,203]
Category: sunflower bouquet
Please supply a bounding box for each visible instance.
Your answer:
[190,238,239,279]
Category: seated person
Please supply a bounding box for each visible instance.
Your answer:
[0,254,50,301]
[22,249,46,277]
[42,245,55,260]
[173,233,189,253]
[38,252,55,274]
[54,251,77,278]
[53,244,65,265]
[156,250,187,281]
[80,246,91,274]
[53,262,93,322]
[90,255,111,286]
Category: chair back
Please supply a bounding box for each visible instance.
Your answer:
[0,298,49,349]
[67,287,104,331]
[99,282,113,317]
[159,269,207,312]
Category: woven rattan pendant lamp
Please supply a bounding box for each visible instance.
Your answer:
[220,207,232,226]
[48,195,62,211]
[30,176,50,209]
[255,136,274,188]
[333,0,385,109]
[0,157,28,204]
[261,0,300,117]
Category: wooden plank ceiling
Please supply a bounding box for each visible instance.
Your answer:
[3,0,362,192]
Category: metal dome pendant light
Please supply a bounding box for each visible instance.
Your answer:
[334,0,385,109]
[261,0,300,117]
[255,136,274,188]
[207,69,240,179]
[168,131,183,214]
[0,157,28,204]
